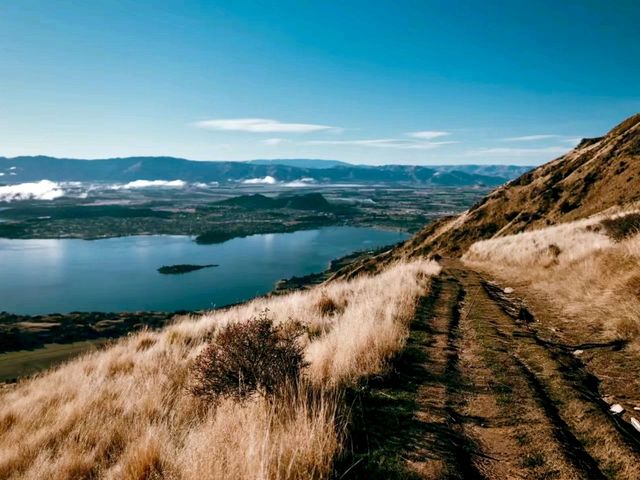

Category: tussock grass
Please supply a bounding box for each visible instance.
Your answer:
[601,212,640,241]
[0,260,440,479]
[463,210,640,342]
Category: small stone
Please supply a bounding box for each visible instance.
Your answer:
[573,349,584,356]
[610,404,625,415]
[633,407,640,411]
[631,417,640,433]
[504,287,514,294]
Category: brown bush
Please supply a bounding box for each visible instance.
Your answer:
[315,292,340,316]
[548,243,562,257]
[601,213,640,241]
[191,312,307,401]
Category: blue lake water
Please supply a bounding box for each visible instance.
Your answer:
[0,227,408,314]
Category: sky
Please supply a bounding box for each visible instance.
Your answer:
[0,0,638,166]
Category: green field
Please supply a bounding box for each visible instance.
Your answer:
[0,340,109,382]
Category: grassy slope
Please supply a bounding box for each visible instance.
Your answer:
[0,260,439,479]
[404,113,640,256]
[331,113,640,280]
[462,209,640,434]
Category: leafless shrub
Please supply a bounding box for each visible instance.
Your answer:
[315,292,340,316]
[601,213,640,241]
[191,312,307,401]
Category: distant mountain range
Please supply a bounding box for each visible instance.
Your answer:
[245,159,352,169]
[0,156,533,187]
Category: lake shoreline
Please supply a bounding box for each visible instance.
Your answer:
[0,240,403,382]
[0,227,408,315]
[0,220,409,243]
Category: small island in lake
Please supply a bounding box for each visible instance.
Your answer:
[157,264,218,275]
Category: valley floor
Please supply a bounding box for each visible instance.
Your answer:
[340,260,640,479]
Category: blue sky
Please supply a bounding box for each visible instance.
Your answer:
[1,1,638,165]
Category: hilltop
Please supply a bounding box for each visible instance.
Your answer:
[401,113,640,256]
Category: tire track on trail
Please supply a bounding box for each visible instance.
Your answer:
[452,261,640,479]
[335,276,488,479]
[436,278,489,480]
[339,261,640,479]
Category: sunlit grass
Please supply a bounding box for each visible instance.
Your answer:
[0,260,440,479]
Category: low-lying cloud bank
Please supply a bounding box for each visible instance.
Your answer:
[110,179,188,190]
[0,179,222,202]
[0,180,66,202]
[241,176,277,185]
[240,176,317,187]
[283,178,316,187]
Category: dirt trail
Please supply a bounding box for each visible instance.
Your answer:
[342,260,640,479]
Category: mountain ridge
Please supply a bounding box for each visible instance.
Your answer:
[245,159,352,169]
[0,155,530,187]
[333,113,640,278]
[401,112,640,256]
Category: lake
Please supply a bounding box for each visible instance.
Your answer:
[0,227,408,314]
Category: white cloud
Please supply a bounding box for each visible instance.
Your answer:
[0,180,66,202]
[501,134,562,142]
[263,138,288,146]
[306,138,456,149]
[406,131,450,139]
[284,178,316,187]
[110,179,187,190]
[466,146,569,157]
[194,118,336,133]
[242,176,277,185]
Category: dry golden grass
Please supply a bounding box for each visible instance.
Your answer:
[0,260,440,480]
[463,210,640,342]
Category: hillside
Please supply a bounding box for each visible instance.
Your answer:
[4,115,640,479]
[400,113,640,256]
[322,114,640,478]
[0,156,520,187]
[0,260,440,479]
